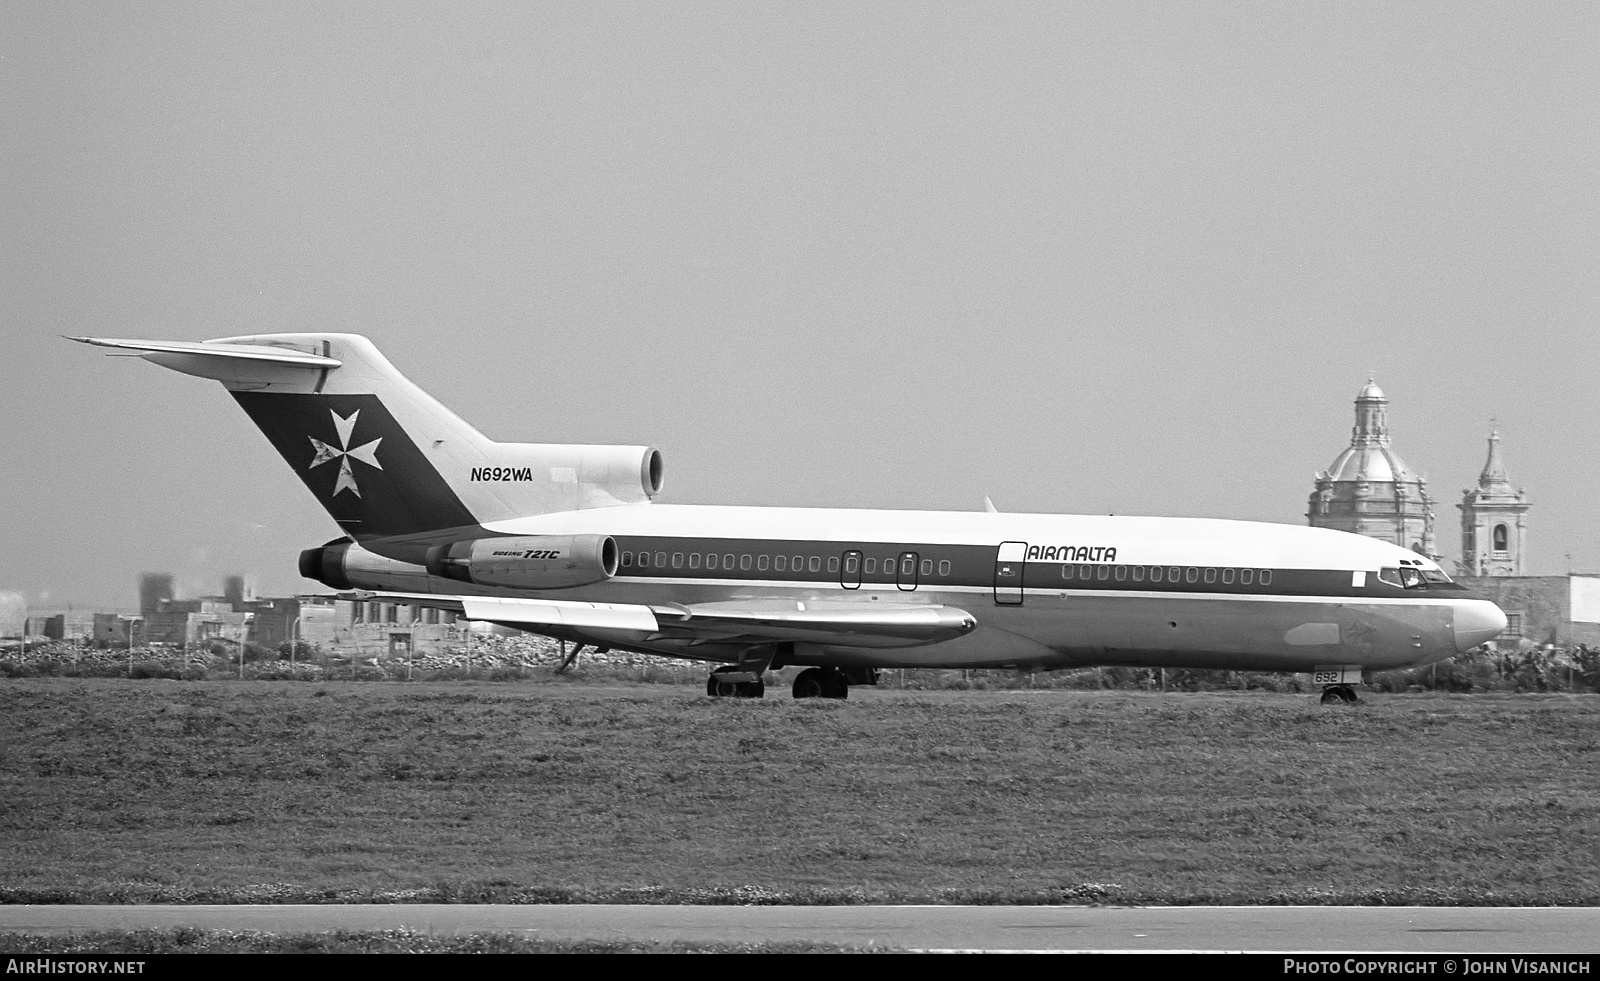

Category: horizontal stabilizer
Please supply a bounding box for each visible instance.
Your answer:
[70,336,340,367]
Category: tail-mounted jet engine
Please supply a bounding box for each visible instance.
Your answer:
[298,539,436,592]
[424,535,619,590]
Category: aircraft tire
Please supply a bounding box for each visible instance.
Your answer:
[792,668,826,699]
[1320,685,1360,705]
[707,669,741,698]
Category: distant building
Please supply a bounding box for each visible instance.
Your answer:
[1453,575,1600,648]
[1457,431,1530,577]
[26,615,65,640]
[1307,380,1438,557]
[138,573,174,616]
[92,613,143,646]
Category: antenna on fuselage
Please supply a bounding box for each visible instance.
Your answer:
[982,497,999,513]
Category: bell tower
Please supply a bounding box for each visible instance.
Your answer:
[1458,430,1530,576]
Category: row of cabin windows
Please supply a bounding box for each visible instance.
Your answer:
[621,551,954,578]
[1060,564,1273,586]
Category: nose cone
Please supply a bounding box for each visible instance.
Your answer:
[1454,601,1508,651]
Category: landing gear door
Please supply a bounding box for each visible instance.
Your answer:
[995,541,1027,605]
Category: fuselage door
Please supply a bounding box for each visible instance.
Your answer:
[995,541,1027,605]
[897,551,919,591]
[841,550,862,590]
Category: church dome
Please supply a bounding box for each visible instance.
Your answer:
[1323,442,1420,483]
[1307,379,1437,556]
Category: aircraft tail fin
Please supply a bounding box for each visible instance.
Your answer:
[73,334,662,541]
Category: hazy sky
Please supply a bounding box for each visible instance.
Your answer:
[3,2,1596,610]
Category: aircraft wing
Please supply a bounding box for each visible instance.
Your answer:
[647,599,976,648]
[347,592,659,632]
[345,592,975,649]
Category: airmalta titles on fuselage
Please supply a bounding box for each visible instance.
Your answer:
[1027,544,1117,563]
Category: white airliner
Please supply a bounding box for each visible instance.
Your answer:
[75,333,1505,703]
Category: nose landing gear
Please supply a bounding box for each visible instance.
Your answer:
[1320,684,1360,704]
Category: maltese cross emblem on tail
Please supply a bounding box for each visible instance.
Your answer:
[307,409,383,498]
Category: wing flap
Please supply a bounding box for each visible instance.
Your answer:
[347,591,658,632]
[652,600,977,648]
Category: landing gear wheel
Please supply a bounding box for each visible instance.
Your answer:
[793,667,848,700]
[1320,684,1359,704]
[793,668,826,699]
[708,667,764,698]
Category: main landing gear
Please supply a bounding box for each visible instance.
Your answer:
[707,665,765,698]
[1320,684,1360,705]
[791,666,878,700]
[702,651,877,701]
[791,667,849,700]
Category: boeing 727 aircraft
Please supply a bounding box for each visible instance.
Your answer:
[74,333,1505,703]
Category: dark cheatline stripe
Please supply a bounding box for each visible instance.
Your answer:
[605,536,1446,599]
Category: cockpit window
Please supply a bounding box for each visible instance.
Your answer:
[1376,566,1440,588]
[1379,567,1434,589]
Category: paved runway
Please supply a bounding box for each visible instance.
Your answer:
[2,905,1597,952]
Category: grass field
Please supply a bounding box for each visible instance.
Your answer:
[2,679,1597,906]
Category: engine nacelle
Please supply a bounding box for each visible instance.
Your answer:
[299,539,438,592]
[424,535,618,590]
